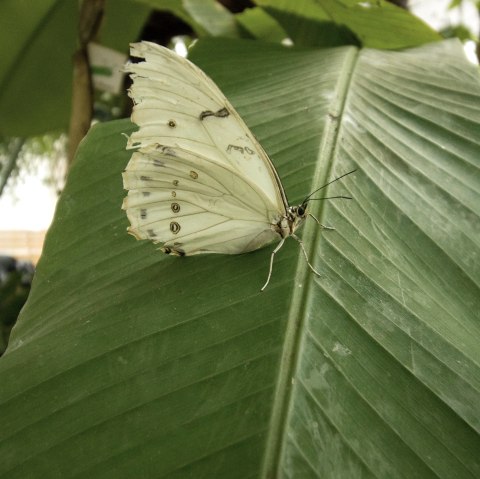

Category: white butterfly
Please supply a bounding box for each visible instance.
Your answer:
[122,42,351,290]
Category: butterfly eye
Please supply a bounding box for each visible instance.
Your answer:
[297,206,305,216]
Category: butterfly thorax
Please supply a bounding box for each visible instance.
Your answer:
[274,204,308,238]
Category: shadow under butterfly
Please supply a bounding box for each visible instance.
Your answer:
[122,42,355,291]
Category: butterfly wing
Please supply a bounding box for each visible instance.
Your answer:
[122,144,279,255]
[123,42,289,255]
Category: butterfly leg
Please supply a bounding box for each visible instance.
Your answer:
[309,213,334,230]
[261,238,286,292]
[292,234,321,277]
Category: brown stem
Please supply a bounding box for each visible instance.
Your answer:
[67,0,105,167]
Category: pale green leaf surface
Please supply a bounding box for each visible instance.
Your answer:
[1,38,479,478]
[273,40,480,478]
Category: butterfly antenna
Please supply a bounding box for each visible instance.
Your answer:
[307,195,352,201]
[303,169,357,204]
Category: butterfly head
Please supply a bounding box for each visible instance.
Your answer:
[282,169,358,238]
[286,204,309,233]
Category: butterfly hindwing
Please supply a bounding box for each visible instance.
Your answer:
[122,145,279,255]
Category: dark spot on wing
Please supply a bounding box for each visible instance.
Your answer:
[199,107,230,120]
[170,222,181,234]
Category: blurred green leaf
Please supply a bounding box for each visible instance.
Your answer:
[183,0,242,37]
[133,0,208,36]
[135,0,243,38]
[255,0,358,47]
[0,0,151,138]
[99,0,152,52]
[1,38,479,478]
[236,7,288,42]
[256,0,441,48]
[0,0,77,136]
[448,0,462,9]
[441,24,476,41]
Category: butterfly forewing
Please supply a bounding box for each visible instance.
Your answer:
[126,42,288,213]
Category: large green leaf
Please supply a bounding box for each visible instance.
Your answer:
[1,38,479,478]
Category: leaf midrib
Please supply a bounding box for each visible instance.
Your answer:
[260,45,359,477]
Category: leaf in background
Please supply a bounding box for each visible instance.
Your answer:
[0,0,151,138]
[256,0,441,48]
[236,7,288,42]
[0,0,77,137]
[1,38,479,478]
[136,0,252,39]
[254,0,359,48]
[99,0,152,52]
[183,0,242,38]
